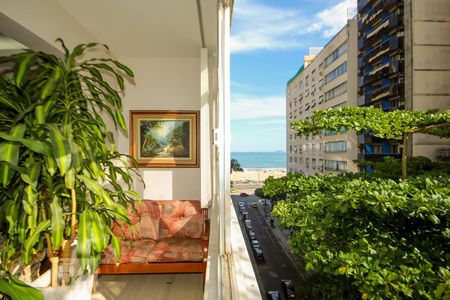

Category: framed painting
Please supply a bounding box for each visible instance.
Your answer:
[130,111,199,167]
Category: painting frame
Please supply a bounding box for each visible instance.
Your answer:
[130,110,199,168]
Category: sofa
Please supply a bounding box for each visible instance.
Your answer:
[98,200,209,285]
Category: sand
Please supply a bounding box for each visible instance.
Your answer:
[230,169,286,184]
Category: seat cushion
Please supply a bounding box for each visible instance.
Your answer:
[113,201,160,240]
[147,238,204,262]
[101,239,157,264]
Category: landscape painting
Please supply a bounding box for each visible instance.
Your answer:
[130,111,199,167]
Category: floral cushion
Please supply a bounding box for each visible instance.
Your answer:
[157,201,204,239]
[101,239,157,264]
[112,201,160,241]
[147,238,204,262]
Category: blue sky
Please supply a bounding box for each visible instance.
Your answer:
[230,0,357,152]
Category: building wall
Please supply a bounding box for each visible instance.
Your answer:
[410,0,450,159]
[286,19,358,175]
[117,57,202,201]
[0,4,206,202]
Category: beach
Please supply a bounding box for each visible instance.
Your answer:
[230,169,286,184]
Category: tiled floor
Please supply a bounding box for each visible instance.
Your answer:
[92,274,203,300]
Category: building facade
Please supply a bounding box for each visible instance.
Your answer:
[357,0,450,164]
[286,19,358,175]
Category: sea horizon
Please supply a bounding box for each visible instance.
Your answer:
[231,151,286,170]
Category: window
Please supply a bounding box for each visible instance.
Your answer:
[290,157,293,163]
[325,62,347,84]
[319,143,324,152]
[322,127,346,136]
[312,158,317,169]
[325,160,347,171]
[325,42,348,67]
[324,82,347,102]
[305,158,310,168]
[325,141,347,152]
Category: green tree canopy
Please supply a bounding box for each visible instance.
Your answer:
[291,107,450,178]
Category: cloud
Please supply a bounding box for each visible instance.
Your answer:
[231,95,286,120]
[307,0,357,38]
[231,0,357,53]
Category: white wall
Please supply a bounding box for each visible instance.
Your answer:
[118,57,202,201]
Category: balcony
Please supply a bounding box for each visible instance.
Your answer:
[0,2,263,300]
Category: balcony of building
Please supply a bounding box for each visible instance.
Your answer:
[0,1,261,299]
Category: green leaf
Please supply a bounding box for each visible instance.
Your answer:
[0,132,51,157]
[14,53,36,86]
[23,184,36,215]
[47,124,72,175]
[115,107,127,130]
[77,210,92,271]
[64,168,76,189]
[41,65,62,99]
[50,197,64,250]
[0,94,22,112]
[90,211,107,253]
[0,124,26,186]
[23,220,50,264]
[0,275,43,300]
[110,234,121,265]
[44,156,57,176]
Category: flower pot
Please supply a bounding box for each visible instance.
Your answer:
[30,270,94,300]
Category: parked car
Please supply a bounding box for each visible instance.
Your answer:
[251,239,260,249]
[242,211,248,220]
[281,279,296,299]
[247,229,256,240]
[240,192,249,197]
[253,247,265,262]
[239,206,246,213]
[244,220,252,230]
[238,201,244,206]
[267,290,280,300]
[251,202,258,208]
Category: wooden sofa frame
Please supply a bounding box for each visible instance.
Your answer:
[97,208,210,288]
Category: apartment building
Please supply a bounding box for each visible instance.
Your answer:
[286,19,358,175]
[357,0,450,163]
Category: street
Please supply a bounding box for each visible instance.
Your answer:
[231,194,300,299]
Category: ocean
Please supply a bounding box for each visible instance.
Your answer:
[231,152,286,171]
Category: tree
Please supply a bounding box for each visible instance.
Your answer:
[291,107,450,179]
[230,158,243,173]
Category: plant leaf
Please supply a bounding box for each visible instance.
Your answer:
[47,124,72,175]
[0,275,43,300]
[77,210,92,271]
[50,197,64,250]
[23,220,50,265]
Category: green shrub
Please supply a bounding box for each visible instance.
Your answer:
[271,174,450,300]
[254,188,264,198]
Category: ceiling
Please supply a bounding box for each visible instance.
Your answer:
[54,0,218,58]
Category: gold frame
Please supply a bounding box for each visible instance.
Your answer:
[130,111,199,167]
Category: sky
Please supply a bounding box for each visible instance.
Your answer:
[230,0,357,152]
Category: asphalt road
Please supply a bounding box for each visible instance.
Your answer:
[232,194,300,300]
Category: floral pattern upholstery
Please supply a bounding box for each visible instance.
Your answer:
[101,239,158,264]
[112,202,160,241]
[147,238,204,262]
[103,200,206,264]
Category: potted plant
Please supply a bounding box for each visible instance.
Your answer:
[0,39,141,299]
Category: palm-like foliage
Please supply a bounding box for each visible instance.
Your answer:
[0,39,141,293]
